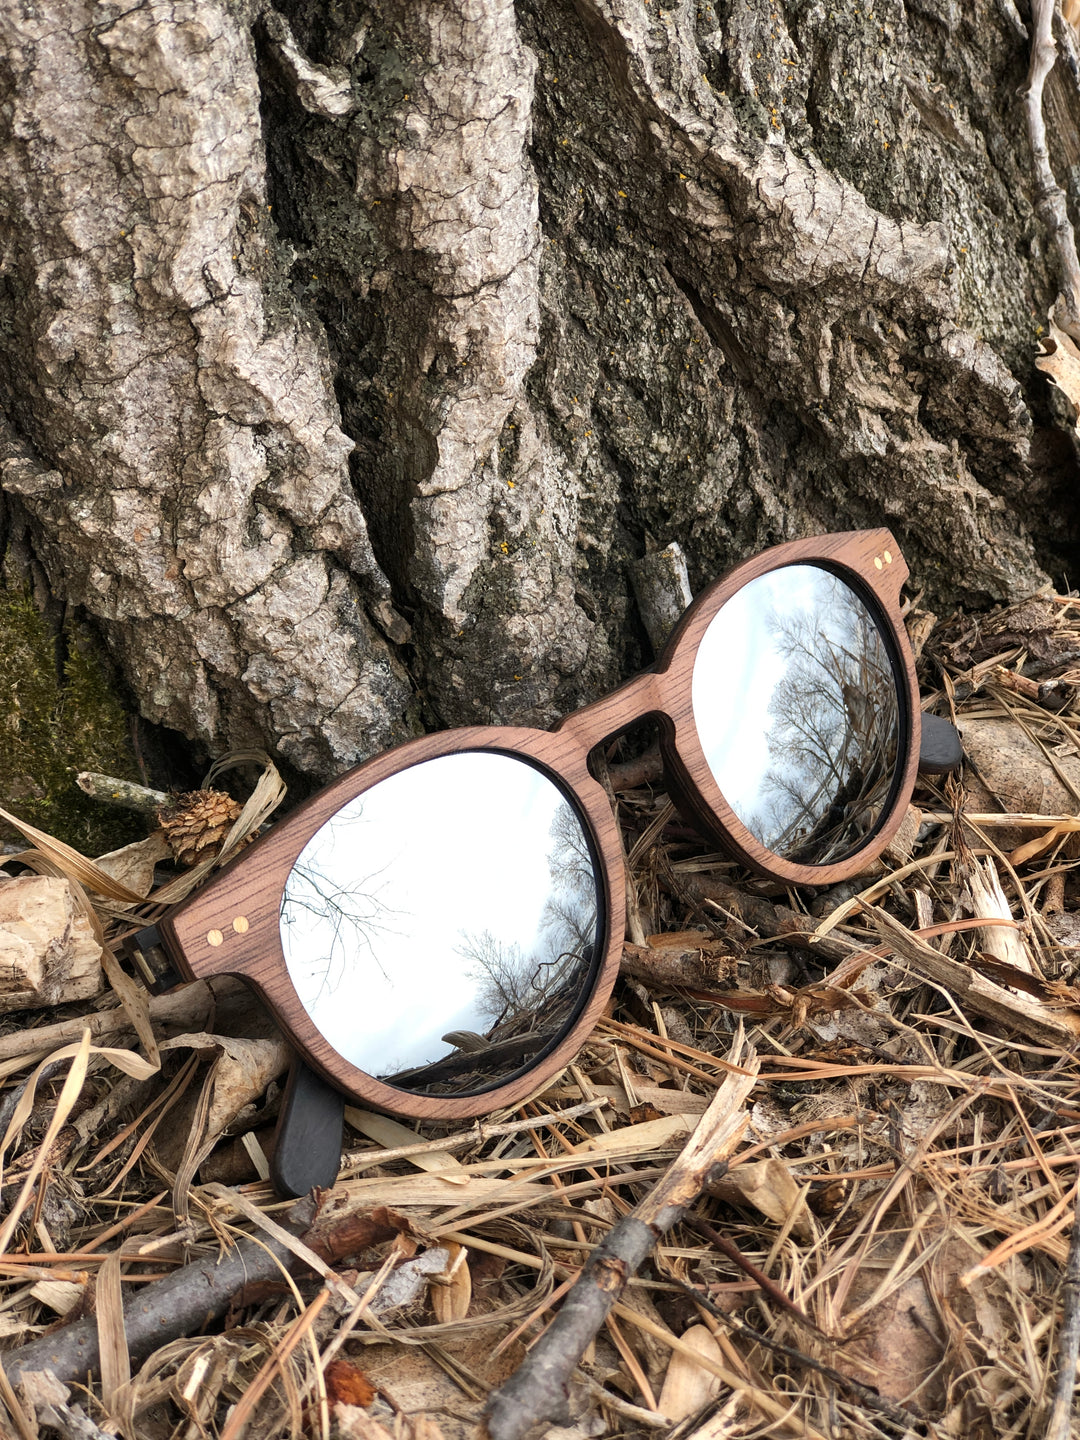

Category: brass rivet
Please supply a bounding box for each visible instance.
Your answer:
[874,556,883,570]
[232,916,249,934]
[883,549,893,563]
[207,929,224,947]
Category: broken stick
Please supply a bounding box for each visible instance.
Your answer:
[483,1039,757,1440]
[1,1196,318,1388]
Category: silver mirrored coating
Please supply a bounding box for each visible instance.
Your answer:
[692,565,901,865]
[279,752,601,1096]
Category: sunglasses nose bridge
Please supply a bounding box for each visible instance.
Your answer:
[553,668,666,755]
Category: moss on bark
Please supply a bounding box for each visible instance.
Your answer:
[0,588,145,854]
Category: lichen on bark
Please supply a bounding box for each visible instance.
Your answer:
[0,0,1077,776]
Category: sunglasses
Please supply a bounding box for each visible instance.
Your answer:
[126,529,958,1194]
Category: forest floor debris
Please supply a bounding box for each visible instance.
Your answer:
[1,594,1080,1437]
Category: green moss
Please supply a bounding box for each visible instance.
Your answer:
[0,589,144,855]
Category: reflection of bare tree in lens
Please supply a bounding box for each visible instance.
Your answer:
[745,579,897,863]
[458,799,597,1035]
[539,801,598,958]
[280,806,397,1000]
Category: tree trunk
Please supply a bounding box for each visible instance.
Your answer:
[0,0,1074,779]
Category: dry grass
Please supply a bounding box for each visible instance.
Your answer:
[1,595,1080,1439]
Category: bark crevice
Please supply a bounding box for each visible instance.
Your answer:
[0,0,1075,771]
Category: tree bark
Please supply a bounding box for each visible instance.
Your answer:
[0,0,1075,776]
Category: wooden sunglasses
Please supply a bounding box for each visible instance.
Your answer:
[126,529,958,1194]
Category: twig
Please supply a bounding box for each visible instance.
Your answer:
[681,1213,821,1334]
[1045,1179,1080,1440]
[75,772,169,813]
[581,1374,671,1429]
[338,1099,610,1174]
[0,975,246,1065]
[482,1048,756,1440]
[675,1278,925,1434]
[1024,0,1080,337]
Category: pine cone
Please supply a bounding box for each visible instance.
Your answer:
[157,789,243,868]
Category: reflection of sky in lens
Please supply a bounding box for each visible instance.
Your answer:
[279,753,597,1088]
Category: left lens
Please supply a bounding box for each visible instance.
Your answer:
[278,752,602,1097]
[691,564,902,865]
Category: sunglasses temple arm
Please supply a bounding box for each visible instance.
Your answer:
[918,712,963,775]
[270,1058,345,1199]
[121,924,184,994]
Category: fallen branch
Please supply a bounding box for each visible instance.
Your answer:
[0,1196,318,1387]
[482,1041,757,1440]
[0,975,247,1066]
[868,904,1080,1048]
[677,872,851,963]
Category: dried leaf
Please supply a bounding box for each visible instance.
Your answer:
[429,1240,472,1324]
[324,1359,377,1408]
[96,1246,129,1413]
[27,1280,84,1316]
[710,1157,811,1240]
[958,718,1080,850]
[357,1248,450,1315]
[656,1324,724,1423]
[834,1234,947,1409]
[1007,821,1079,866]
[93,831,170,897]
[0,1031,92,1253]
[0,803,148,904]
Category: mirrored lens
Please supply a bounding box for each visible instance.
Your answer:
[279,752,601,1097]
[691,565,901,865]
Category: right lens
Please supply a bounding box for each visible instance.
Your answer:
[278,751,602,1098]
[691,564,902,865]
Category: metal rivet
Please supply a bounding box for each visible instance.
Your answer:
[883,549,893,563]
[232,916,249,934]
[207,929,224,947]
[874,556,883,570]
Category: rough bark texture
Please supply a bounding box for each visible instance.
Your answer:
[0,0,1077,775]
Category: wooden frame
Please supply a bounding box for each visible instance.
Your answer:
[153,528,918,1119]
[556,527,919,886]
